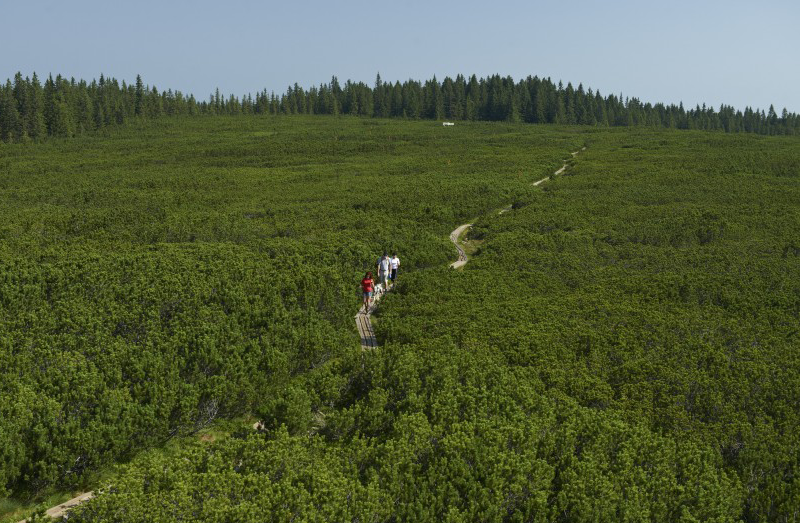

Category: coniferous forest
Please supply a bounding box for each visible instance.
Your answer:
[1,72,799,144]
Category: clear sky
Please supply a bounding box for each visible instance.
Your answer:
[2,0,798,112]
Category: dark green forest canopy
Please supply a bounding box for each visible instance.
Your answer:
[1,72,798,145]
[1,117,799,522]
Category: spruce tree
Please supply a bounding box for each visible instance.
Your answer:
[594,91,608,126]
[423,76,443,120]
[374,73,389,118]
[42,75,57,135]
[768,104,778,130]
[465,98,476,121]
[360,84,373,117]
[27,73,47,140]
[564,83,576,124]
[134,75,144,116]
[390,82,402,117]
[50,90,75,137]
[466,75,480,120]
[74,87,92,132]
[442,77,455,119]
[150,86,163,117]
[293,84,305,114]
[452,75,465,120]
[11,73,28,140]
[330,76,342,110]
[0,84,21,142]
[554,93,566,124]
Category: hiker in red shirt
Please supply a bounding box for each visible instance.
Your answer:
[360,271,375,313]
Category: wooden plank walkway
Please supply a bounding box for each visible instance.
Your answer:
[16,491,95,523]
[355,306,377,349]
[355,285,387,350]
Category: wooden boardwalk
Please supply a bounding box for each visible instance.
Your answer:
[355,285,386,350]
[355,306,378,349]
[16,491,95,523]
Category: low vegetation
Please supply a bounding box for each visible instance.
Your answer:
[2,116,798,521]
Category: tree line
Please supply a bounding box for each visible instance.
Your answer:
[1,72,798,143]
[0,73,200,142]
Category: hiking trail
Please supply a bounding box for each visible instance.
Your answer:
[450,147,585,269]
[355,284,387,350]
[449,224,472,269]
[357,147,585,349]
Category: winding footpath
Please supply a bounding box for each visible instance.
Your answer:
[450,147,585,269]
[16,148,585,523]
[449,223,473,269]
[357,147,585,350]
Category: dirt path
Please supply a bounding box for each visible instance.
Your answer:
[354,147,587,354]
[450,147,585,268]
[449,223,473,269]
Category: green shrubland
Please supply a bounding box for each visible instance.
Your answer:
[0,116,577,510]
[2,117,798,521]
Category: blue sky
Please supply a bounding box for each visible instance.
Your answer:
[2,0,798,112]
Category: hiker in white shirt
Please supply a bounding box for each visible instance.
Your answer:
[376,252,391,291]
[390,254,400,282]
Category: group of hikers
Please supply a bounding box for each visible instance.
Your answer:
[360,252,400,312]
